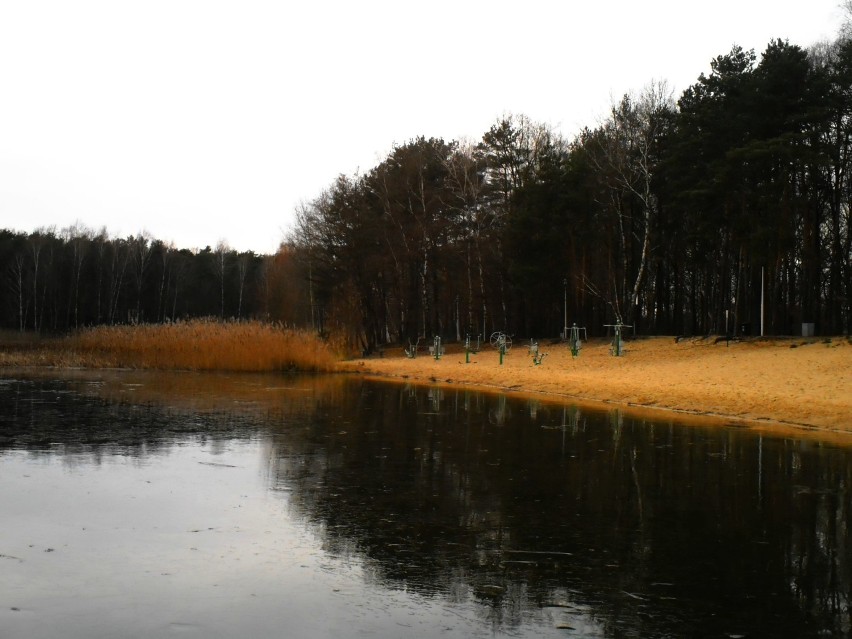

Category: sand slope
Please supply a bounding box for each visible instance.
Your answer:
[344,336,852,433]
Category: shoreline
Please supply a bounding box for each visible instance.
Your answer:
[2,332,848,440]
[342,335,852,436]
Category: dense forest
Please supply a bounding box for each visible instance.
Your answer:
[3,36,852,352]
[0,230,303,332]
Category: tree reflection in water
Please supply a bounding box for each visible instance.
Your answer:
[269,381,852,638]
[1,373,850,637]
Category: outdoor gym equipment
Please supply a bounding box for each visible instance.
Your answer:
[429,336,444,360]
[463,333,481,363]
[490,332,512,365]
[604,323,632,357]
[528,339,547,365]
[567,323,587,358]
[490,332,512,351]
[532,351,548,366]
[404,337,420,359]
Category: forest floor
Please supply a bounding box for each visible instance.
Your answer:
[343,335,852,435]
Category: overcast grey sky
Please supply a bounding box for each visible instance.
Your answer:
[0,1,844,253]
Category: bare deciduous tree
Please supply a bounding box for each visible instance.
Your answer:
[588,81,674,325]
[214,240,230,320]
[131,231,153,324]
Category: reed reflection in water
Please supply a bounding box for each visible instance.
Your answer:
[0,372,850,638]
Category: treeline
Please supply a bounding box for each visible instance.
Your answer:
[0,227,314,332]
[289,37,852,352]
[3,37,852,350]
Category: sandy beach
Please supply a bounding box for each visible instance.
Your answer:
[344,336,852,434]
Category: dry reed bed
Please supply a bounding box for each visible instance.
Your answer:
[0,321,340,372]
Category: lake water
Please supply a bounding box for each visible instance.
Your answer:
[0,370,850,638]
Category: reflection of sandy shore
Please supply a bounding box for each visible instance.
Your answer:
[343,337,852,433]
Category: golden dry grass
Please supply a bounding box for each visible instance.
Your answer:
[0,320,340,372]
[4,327,850,434]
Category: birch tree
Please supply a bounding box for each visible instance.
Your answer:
[588,81,674,326]
[131,231,153,323]
[214,240,230,319]
[62,222,91,329]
